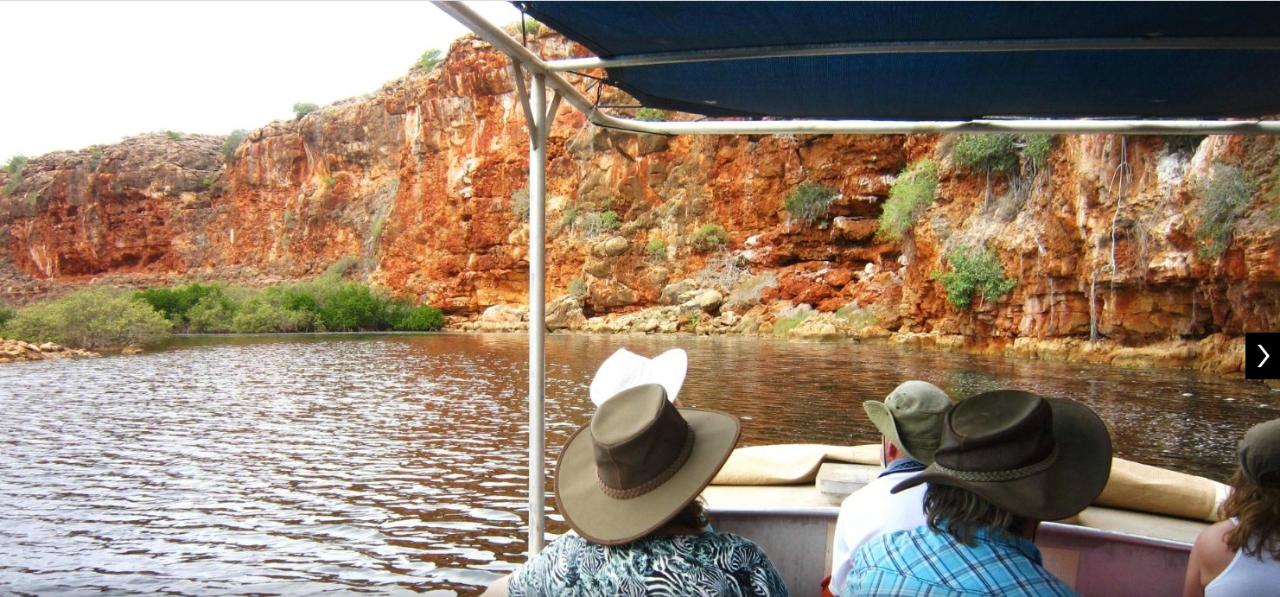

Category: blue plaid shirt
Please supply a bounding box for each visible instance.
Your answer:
[844,522,1077,596]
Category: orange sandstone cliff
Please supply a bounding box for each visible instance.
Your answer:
[1,33,1277,374]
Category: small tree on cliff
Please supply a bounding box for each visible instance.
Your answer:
[222,129,249,162]
[3,155,27,195]
[418,49,443,71]
[293,103,320,120]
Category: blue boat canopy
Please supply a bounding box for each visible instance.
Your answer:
[516,1,1280,121]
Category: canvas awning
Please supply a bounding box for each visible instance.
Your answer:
[520,1,1280,121]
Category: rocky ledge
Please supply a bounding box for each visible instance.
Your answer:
[0,338,99,363]
[460,273,1252,377]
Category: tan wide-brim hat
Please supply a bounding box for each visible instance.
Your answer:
[555,384,740,545]
[893,390,1112,522]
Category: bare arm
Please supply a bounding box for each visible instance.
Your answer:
[1183,535,1206,597]
[1183,521,1234,597]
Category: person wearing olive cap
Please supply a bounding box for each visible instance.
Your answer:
[1183,417,1280,597]
[827,381,952,596]
[845,390,1113,596]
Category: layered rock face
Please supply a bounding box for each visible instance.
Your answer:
[1,32,1277,373]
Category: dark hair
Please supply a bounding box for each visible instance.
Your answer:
[924,484,1027,546]
[1222,468,1280,559]
[663,498,709,532]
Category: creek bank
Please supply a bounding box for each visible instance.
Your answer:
[0,338,99,363]
[458,296,1252,377]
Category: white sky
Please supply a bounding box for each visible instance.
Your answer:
[0,1,522,160]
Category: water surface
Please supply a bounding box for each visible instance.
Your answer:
[0,333,1275,594]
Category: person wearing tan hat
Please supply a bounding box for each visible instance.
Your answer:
[497,384,788,596]
[1183,418,1280,597]
[845,390,1113,596]
[827,380,952,596]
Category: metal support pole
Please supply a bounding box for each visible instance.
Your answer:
[526,72,548,558]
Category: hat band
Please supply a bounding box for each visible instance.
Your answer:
[933,445,1059,483]
[598,427,695,499]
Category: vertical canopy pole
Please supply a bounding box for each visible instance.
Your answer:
[526,71,548,558]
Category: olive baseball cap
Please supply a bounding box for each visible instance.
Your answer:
[863,381,953,465]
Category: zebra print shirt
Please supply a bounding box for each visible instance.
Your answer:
[507,531,789,596]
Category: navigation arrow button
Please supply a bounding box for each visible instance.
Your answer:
[1246,333,1280,380]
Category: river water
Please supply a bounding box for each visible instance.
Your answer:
[0,333,1276,594]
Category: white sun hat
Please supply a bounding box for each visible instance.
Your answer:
[588,348,688,407]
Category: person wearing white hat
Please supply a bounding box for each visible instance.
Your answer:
[494,384,788,596]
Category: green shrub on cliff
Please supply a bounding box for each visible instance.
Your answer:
[3,287,171,349]
[0,304,13,328]
[560,206,579,230]
[951,134,1020,174]
[784,182,838,224]
[418,49,443,71]
[646,237,668,262]
[1194,164,1257,259]
[4,155,27,195]
[222,129,249,162]
[579,211,620,237]
[952,133,1052,175]
[1022,135,1053,171]
[932,245,1016,310]
[689,223,729,252]
[293,102,320,120]
[878,159,938,241]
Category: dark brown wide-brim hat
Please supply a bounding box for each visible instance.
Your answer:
[556,383,740,545]
[893,389,1112,522]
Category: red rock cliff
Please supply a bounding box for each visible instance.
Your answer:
[1,33,1277,373]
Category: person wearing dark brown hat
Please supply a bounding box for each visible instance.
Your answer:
[844,390,1112,596]
[1183,418,1280,597]
[827,380,952,596]
[496,384,788,596]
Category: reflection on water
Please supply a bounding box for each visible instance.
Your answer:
[0,333,1275,594]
